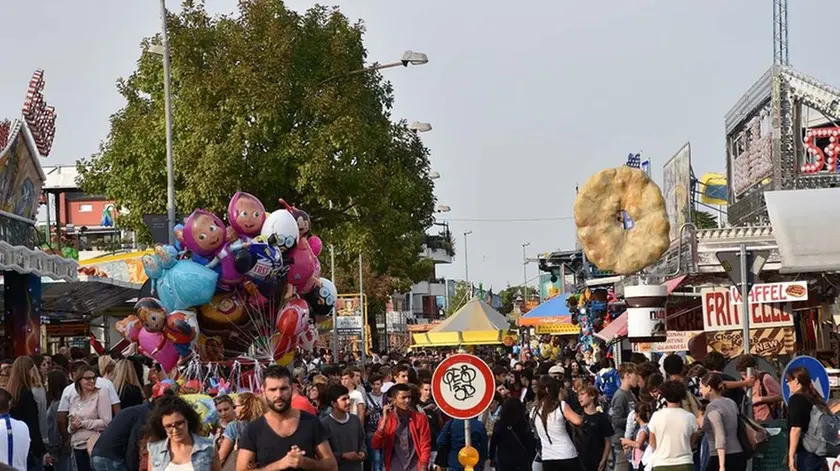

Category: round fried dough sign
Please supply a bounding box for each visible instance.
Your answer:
[573,166,670,275]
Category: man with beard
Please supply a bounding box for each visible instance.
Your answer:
[236,365,337,471]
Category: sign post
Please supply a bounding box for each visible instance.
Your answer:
[716,245,769,420]
[432,354,494,471]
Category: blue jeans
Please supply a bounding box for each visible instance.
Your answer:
[795,450,824,471]
[91,456,128,471]
[367,434,383,471]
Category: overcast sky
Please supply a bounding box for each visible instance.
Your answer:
[2,1,840,290]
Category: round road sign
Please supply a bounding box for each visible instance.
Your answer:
[431,353,494,420]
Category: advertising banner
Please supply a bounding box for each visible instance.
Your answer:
[702,288,794,332]
[632,330,703,353]
[335,295,367,335]
[706,327,796,358]
[662,143,692,241]
[729,281,808,305]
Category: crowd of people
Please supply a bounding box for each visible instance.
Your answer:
[0,345,831,471]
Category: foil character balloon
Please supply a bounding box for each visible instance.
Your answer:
[286,240,318,292]
[302,278,336,318]
[134,298,167,333]
[293,209,311,238]
[165,310,199,356]
[137,329,179,371]
[148,257,218,313]
[244,242,288,297]
[115,315,142,342]
[197,292,248,330]
[227,192,266,240]
[276,298,309,338]
[183,209,250,288]
[260,209,298,251]
[308,235,323,257]
[297,324,318,351]
[173,224,185,252]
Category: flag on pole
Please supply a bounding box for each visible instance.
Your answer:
[625,153,641,168]
[641,160,651,175]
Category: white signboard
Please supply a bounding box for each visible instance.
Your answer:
[336,315,363,333]
[729,281,808,305]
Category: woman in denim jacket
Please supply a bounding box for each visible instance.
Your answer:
[146,395,221,471]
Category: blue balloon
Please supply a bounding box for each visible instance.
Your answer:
[149,257,219,312]
[246,242,288,295]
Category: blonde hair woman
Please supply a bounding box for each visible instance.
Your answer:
[112,359,144,408]
[28,359,49,456]
[98,356,116,381]
[217,392,266,468]
[6,356,47,468]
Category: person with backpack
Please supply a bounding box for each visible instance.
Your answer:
[595,358,620,411]
[734,355,783,422]
[786,366,838,471]
[363,373,386,471]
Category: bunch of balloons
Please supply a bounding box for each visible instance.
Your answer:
[115,193,337,372]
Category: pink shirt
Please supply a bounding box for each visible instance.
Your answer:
[752,372,782,422]
[67,387,112,450]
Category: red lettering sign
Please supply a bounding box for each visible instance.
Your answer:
[729,281,808,305]
[702,288,794,332]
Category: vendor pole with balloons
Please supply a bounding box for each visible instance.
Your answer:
[115,192,336,383]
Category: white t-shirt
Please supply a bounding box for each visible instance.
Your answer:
[381,381,395,394]
[648,407,697,466]
[348,389,365,416]
[532,402,577,460]
[0,415,31,471]
[58,377,121,412]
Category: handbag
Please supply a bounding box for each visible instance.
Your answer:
[737,413,769,457]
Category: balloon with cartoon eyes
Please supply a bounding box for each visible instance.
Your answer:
[302,277,337,318]
[260,208,299,251]
[227,192,266,241]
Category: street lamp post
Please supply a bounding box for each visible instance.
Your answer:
[359,253,366,365]
[522,242,531,301]
[158,0,176,245]
[318,50,429,86]
[464,230,473,296]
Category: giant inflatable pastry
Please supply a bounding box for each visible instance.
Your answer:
[574,166,670,274]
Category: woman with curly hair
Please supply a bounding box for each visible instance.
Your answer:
[146,395,220,471]
[217,392,265,467]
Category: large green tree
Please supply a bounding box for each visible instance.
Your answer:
[77,1,436,312]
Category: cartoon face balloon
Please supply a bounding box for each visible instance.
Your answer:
[183,209,226,256]
[134,298,167,333]
[228,192,266,239]
[303,278,337,318]
[293,209,311,238]
[153,258,219,312]
[261,209,298,251]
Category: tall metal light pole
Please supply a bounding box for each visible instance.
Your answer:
[159,0,176,244]
[463,230,473,296]
[522,242,531,301]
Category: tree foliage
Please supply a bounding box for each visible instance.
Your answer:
[444,281,471,318]
[692,209,719,230]
[77,0,436,299]
[498,285,539,315]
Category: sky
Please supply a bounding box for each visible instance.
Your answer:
[2,1,840,291]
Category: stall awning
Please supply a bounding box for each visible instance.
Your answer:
[517,293,573,326]
[595,312,628,343]
[411,297,509,347]
[765,188,840,273]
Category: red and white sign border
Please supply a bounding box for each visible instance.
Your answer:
[432,353,494,420]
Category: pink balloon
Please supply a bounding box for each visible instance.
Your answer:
[287,243,317,289]
[137,329,179,371]
[308,236,323,257]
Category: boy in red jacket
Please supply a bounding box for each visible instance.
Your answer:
[371,383,431,471]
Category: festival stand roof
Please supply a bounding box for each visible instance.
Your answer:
[412,297,509,347]
[594,312,628,343]
[517,293,574,327]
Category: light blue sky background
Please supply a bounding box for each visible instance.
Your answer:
[2,1,839,290]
